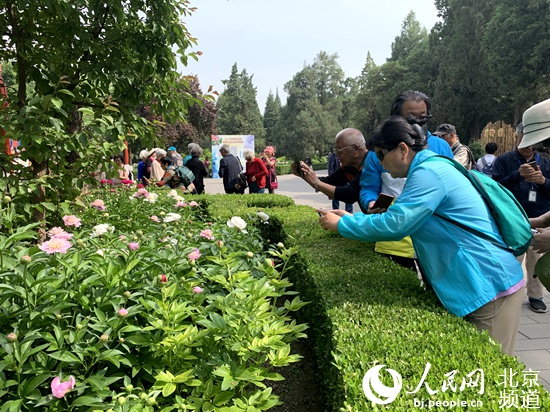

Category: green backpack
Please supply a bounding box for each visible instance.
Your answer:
[174,165,195,187]
[424,155,532,256]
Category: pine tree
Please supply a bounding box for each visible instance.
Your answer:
[217,63,266,150]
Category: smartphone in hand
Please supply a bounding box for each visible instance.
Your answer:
[372,193,395,210]
[294,160,304,177]
[527,160,539,171]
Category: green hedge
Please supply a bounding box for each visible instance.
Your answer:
[274,162,328,175]
[202,195,550,411]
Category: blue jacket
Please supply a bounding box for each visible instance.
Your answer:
[339,149,524,317]
[360,134,453,207]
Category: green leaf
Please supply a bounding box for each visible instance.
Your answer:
[213,391,235,406]
[48,350,81,364]
[162,382,176,397]
[20,373,50,397]
[72,396,104,407]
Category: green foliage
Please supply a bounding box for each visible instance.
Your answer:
[263,91,282,147]
[0,0,203,223]
[277,206,550,410]
[0,188,307,410]
[216,64,266,149]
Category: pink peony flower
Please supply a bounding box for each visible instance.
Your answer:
[48,227,73,240]
[159,274,167,283]
[189,201,199,207]
[175,201,187,208]
[193,286,204,294]
[100,179,113,185]
[128,242,139,251]
[110,188,116,193]
[39,238,72,254]
[188,249,201,261]
[62,215,81,227]
[51,376,76,399]
[200,229,214,240]
[150,215,160,222]
[91,200,106,211]
[121,179,134,185]
[137,183,144,189]
[117,308,128,317]
[134,188,149,198]
[119,235,127,240]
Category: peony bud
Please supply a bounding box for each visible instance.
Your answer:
[117,396,126,406]
[3,195,12,203]
[193,286,204,294]
[159,274,167,283]
[265,258,274,267]
[125,384,134,393]
[146,397,156,406]
[124,291,131,298]
[6,333,17,343]
[246,252,254,258]
[20,255,32,265]
[277,242,285,249]
[99,334,109,342]
[217,240,224,248]
[117,308,128,317]
[76,239,85,247]
[140,392,148,400]
[76,324,83,330]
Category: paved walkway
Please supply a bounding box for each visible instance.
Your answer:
[204,171,550,390]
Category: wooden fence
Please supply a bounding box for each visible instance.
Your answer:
[474,121,516,156]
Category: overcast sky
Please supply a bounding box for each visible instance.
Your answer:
[181,0,440,112]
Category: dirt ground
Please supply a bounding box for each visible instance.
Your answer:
[268,337,325,412]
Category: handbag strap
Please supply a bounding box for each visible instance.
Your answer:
[432,213,511,252]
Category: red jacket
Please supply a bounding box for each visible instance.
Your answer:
[245,158,269,188]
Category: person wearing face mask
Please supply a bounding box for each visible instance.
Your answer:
[319,116,524,356]
[359,91,453,272]
[492,108,550,314]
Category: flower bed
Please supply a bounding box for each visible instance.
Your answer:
[0,187,307,410]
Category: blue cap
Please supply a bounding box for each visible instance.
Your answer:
[168,146,177,151]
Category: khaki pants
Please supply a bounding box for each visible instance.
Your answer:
[517,246,546,299]
[465,285,525,356]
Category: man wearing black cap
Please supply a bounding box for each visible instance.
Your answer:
[433,123,476,170]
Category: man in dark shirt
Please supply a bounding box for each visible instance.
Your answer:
[293,128,367,212]
[218,144,245,194]
[493,122,550,313]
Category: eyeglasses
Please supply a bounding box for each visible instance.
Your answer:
[375,148,396,162]
[334,145,355,155]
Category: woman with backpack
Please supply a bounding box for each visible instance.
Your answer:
[318,116,524,356]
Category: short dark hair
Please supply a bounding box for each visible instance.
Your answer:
[485,142,498,154]
[390,90,432,117]
[160,156,172,166]
[369,116,428,152]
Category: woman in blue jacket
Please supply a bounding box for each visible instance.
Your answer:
[319,116,524,356]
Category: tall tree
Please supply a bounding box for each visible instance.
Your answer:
[484,0,550,124]
[216,63,265,150]
[388,11,428,62]
[431,0,498,142]
[0,0,201,225]
[263,90,281,147]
